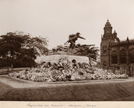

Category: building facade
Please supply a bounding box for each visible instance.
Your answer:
[100,20,134,74]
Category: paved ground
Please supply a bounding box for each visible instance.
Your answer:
[0,75,134,101]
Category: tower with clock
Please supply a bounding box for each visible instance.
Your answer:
[100,20,134,71]
[100,20,117,68]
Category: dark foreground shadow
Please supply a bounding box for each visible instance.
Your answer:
[0,80,134,101]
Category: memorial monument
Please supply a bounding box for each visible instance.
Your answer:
[64,32,86,49]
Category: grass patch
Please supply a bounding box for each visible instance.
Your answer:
[0,80,134,101]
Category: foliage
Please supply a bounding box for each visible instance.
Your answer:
[0,58,8,68]
[57,45,64,51]
[23,35,49,56]
[0,32,24,57]
[52,48,57,53]
[75,44,99,66]
[0,31,48,69]
[0,32,25,70]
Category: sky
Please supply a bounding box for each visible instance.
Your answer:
[0,0,134,50]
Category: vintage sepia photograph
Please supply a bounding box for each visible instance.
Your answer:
[0,0,134,108]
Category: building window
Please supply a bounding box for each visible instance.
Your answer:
[111,50,117,64]
[130,48,134,63]
[103,46,107,53]
[120,55,126,64]
[103,61,107,67]
[112,55,117,64]
[130,55,134,63]
[120,49,126,64]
